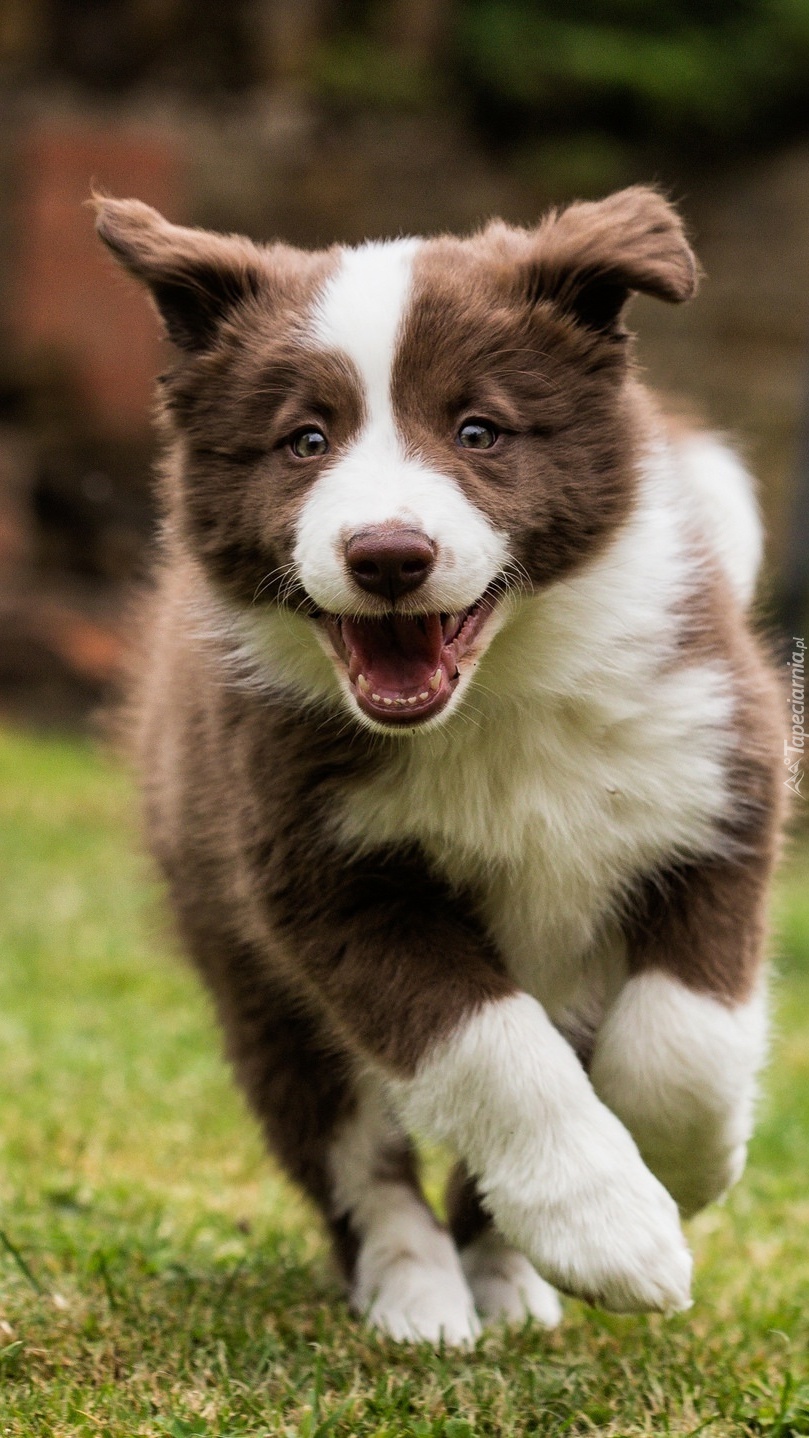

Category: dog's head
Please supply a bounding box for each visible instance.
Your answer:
[95,188,696,733]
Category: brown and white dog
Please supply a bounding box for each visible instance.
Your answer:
[95,187,783,1344]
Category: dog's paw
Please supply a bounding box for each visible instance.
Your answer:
[461,1229,562,1328]
[488,1113,692,1314]
[547,1163,692,1314]
[352,1223,480,1346]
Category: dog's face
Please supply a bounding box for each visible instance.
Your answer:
[96,188,696,733]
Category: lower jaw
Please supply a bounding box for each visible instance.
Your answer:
[353,668,454,726]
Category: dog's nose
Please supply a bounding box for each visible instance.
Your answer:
[345,526,436,602]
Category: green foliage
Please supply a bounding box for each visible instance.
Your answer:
[0,724,808,1434]
[314,1,809,176]
[313,33,440,110]
[456,0,809,158]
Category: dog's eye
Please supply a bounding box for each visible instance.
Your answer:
[290,427,329,458]
[457,420,499,450]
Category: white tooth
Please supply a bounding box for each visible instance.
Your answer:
[395,698,406,706]
[407,696,418,704]
[418,691,429,701]
[372,693,382,702]
[430,669,442,692]
[383,697,393,706]
[357,674,370,694]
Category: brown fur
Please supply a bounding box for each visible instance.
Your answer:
[95,188,783,1301]
[445,1161,493,1251]
[392,188,696,590]
[625,568,785,1001]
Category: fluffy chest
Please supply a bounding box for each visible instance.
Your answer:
[333,636,734,1020]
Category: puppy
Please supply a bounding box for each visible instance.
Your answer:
[95,187,783,1345]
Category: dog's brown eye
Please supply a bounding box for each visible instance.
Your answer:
[290,427,328,458]
[458,420,498,450]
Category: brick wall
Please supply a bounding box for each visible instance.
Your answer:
[9,118,184,439]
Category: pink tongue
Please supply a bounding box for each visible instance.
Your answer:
[342,614,444,695]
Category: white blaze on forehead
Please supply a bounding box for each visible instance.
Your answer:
[312,238,421,427]
[294,239,509,616]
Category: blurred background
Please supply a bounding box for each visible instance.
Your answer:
[0,0,808,729]
[0,16,808,1419]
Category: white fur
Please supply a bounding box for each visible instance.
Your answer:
[676,434,763,606]
[335,444,737,1032]
[461,1229,563,1327]
[389,993,692,1313]
[293,241,508,622]
[350,1194,481,1346]
[313,239,420,427]
[329,1075,479,1345]
[590,972,768,1216]
[187,570,344,710]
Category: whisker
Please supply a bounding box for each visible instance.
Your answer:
[252,561,297,605]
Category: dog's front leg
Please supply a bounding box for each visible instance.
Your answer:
[590,973,767,1219]
[389,991,692,1314]
[277,854,692,1316]
[590,852,773,1218]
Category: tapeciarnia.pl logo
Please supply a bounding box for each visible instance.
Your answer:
[785,636,806,799]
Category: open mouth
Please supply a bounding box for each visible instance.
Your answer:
[323,588,497,726]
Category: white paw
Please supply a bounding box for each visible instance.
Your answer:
[461,1230,563,1328]
[352,1218,480,1346]
[390,993,693,1317]
[487,1110,693,1314]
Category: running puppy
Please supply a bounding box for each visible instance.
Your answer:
[96,187,783,1344]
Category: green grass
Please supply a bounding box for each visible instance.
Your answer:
[0,725,807,1437]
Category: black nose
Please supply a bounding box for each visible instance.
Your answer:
[345,526,436,602]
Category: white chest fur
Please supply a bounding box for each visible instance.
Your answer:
[334,455,741,1027]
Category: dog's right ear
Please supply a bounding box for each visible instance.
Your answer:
[93,196,269,353]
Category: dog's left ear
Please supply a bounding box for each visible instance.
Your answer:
[93,194,269,352]
[524,186,698,334]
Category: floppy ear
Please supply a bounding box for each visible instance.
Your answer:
[93,196,269,352]
[525,186,698,334]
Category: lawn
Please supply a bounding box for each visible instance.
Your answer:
[0,724,807,1437]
